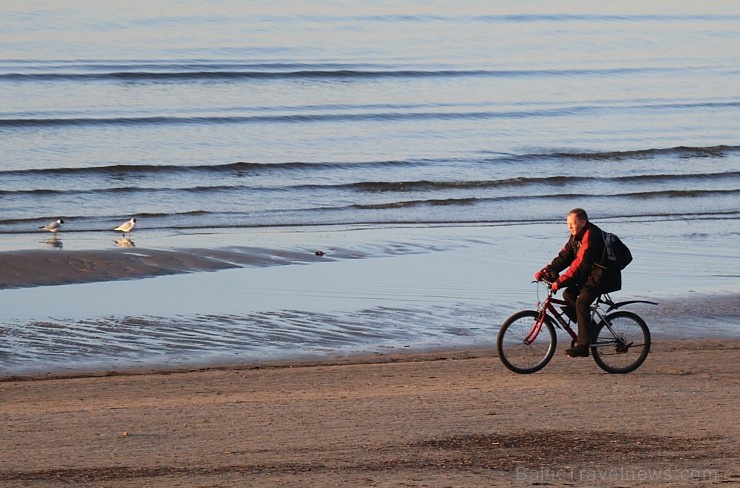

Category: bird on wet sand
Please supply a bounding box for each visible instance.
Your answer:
[40,219,64,233]
[114,218,137,236]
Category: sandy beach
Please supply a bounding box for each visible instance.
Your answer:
[1,228,738,486]
[0,339,737,487]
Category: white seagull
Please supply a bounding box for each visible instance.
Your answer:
[114,218,137,235]
[40,219,65,233]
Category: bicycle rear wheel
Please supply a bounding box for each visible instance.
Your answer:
[497,310,556,374]
[591,311,651,374]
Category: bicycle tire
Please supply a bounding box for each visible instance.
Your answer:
[497,310,557,374]
[591,311,651,374]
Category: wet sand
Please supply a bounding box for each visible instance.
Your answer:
[0,246,337,289]
[1,339,738,487]
[1,237,738,377]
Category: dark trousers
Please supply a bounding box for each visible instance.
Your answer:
[562,286,601,347]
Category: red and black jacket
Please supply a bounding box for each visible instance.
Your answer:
[546,221,621,292]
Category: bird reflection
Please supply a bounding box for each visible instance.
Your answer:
[114,237,135,248]
[43,236,63,249]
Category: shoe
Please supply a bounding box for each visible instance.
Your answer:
[565,345,589,358]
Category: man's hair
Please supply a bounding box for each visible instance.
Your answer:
[569,208,588,221]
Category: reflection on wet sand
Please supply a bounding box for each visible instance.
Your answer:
[42,237,63,249]
[115,238,135,248]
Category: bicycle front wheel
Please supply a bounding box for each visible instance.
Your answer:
[591,311,651,374]
[497,310,556,374]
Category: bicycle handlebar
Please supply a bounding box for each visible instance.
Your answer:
[533,279,556,295]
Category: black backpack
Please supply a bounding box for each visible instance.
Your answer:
[601,231,633,270]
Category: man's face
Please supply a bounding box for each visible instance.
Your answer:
[567,214,586,236]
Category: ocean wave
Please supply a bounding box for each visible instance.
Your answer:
[6,99,739,129]
[351,189,740,210]
[0,96,740,130]
[2,203,738,234]
[0,160,427,177]
[2,146,738,178]
[0,210,214,228]
[0,65,695,83]
[2,171,737,198]
[346,172,740,192]
[524,145,740,161]
[0,108,605,128]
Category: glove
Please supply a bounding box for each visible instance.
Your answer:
[551,280,560,293]
[535,267,558,282]
[545,269,559,282]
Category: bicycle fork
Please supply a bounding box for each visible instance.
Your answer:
[524,298,575,345]
[523,312,546,345]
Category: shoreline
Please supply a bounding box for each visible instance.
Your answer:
[1,338,738,487]
[2,218,738,293]
[2,336,737,383]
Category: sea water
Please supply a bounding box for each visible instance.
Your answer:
[1,1,738,374]
[2,1,739,239]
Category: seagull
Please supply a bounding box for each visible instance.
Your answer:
[114,218,137,236]
[40,219,64,233]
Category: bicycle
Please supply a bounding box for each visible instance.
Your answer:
[497,280,656,374]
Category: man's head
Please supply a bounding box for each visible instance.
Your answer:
[567,208,588,236]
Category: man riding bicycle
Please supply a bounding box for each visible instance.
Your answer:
[534,208,621,358]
